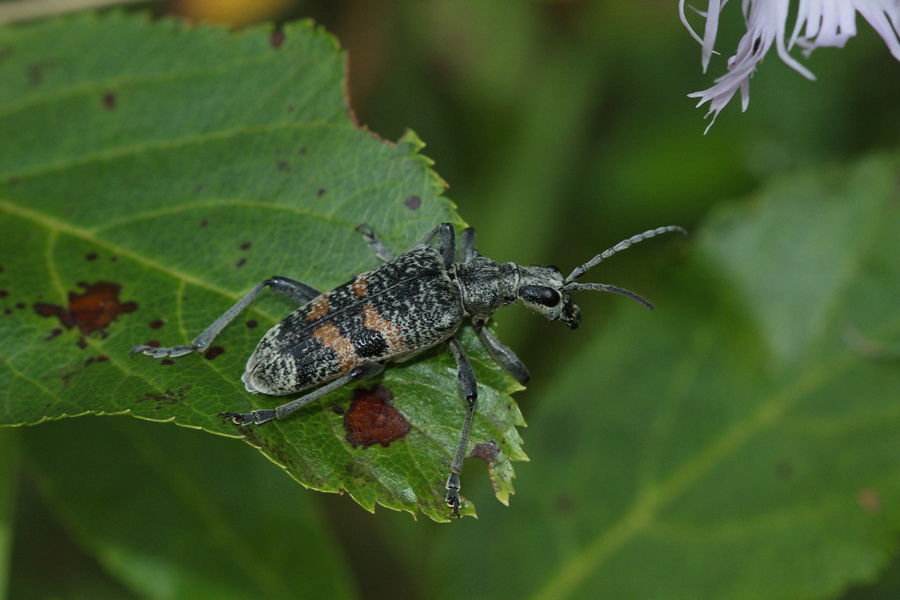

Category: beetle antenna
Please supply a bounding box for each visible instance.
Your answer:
[564,225,686,283]
[563,282,655,310]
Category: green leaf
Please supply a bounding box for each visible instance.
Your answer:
[18,417,355,600]
[0,13,524,521]
[0,431,15,600]
[434,154,900,599]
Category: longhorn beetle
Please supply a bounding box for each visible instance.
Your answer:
[132,223,685,517]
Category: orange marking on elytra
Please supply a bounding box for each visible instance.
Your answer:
[350,275,368,297]
[306,294,331,321]
[311,323,357,370]
[362,305,404,351]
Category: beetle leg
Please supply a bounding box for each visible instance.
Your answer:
[221,361,384,425]
[356,224,394,262]
[472,318,531,385]
[459,227,478,263]
[445,336,478,518]
[266,276,322,305]
[130,276,322,359]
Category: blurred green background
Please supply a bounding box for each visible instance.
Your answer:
[2,0,898,598]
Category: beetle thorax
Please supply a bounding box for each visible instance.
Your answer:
[452,257,519,318]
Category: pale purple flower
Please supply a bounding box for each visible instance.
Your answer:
[681,0,900,132]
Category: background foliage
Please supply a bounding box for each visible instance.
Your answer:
[1,1,898,599]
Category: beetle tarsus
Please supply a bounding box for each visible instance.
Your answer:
[220,409,276,425]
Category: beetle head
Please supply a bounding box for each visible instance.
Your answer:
[517,225,687,329]
[516,265,582,329]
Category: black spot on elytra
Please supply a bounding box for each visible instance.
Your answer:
[204,346,225,360]
[148,319,164,329]
[404,195,421,210]
[270,28,285,48]
[102,92,116,110]
[343,385,410,448]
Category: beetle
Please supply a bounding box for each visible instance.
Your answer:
[132,222,685,516]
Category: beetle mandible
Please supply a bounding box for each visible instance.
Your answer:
[132,222,686,517]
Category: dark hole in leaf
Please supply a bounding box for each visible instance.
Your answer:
[344,384,410,448]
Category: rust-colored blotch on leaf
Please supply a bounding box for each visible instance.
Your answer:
[34,281,137,335]
[343,384,411,448]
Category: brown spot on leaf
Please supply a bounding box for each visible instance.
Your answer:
[404,195,421,210]
[236,257,247,268]
[148,319,164,329]
[344,385,410,448]
[469,440,500,465]
[245,319,258,329]
[136,386,192,405]
[33,281,137,335]
[270,28,285,48]
[204,346,225,360]
[102,92,116,110]
[858,488,881,514]
[28,58,58,88]
[85,252,98,261]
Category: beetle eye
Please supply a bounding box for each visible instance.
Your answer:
[522,285,561,307]
[538,288,561,306]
